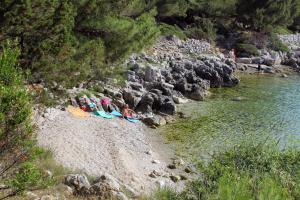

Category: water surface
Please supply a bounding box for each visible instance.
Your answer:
[162,74,300,160]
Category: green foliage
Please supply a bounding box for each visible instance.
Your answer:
[268,34,290,53]
[147,144,300,200]
[1,0,300,88]
[236,43,259,57]
[8,162,44,193]
[157,0,189,17]
[7,147,58,194]
[0,42,32,152]
[159,23,187,39]
[273,27,293,35]
[236,0,298,31]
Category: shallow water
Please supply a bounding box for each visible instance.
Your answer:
[162,74,300,160]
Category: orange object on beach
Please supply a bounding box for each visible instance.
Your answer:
[67,106,90,118]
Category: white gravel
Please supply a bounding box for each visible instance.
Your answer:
[36,108,182,193]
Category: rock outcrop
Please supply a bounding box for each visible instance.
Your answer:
[121,36,239,116]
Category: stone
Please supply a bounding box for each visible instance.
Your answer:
[135,92,155,113]
[173,158,185,166]
[162,82,174,90]
[263,57,276,66]
[26,191,39,200]
[45,170,53,178]
[232,96,243,101]
[149,170,161,178]
[129,82,143,91]
[122,88,142,108]
[64,174,91,194]
[159,97,176,115]
[152,160,160,164]
[143,116,166,127]
[251,57,263,64]
[184,167,193,173]
[170,175,181,182]
[189,87,206,101]
[236,58,252,64]
[281,74,288,78]
[167,164,176,169]
[178,112,188,119]
[179,174,188,180]
[145,65,159,82]
[91,174,121,192]
[173,96,188,104]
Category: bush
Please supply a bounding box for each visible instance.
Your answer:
[0,42,32,156]
[268,34,290,52]
[185,18,217,41]
[236,43,259,57]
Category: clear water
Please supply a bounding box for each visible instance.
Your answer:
[162,74,300,160]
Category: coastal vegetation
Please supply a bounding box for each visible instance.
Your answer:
[147,143,300,200]
[0,0,299,87]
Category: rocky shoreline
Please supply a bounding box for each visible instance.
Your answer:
[32,34,300,199]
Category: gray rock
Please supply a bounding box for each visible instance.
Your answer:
[149,170,161,178]
[251,57,263,64]
[170,175,181,182]
[129,82,143,91]
[122,88,142,108]
[145,65,159,82]
[143,116,166,127]
[173,96,188,104]
[232,96,243,101]
[236,58,252,64]
[263,57,276,66]
[64,174,91,194]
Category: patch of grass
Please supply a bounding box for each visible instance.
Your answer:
[33,149,69,184]
[236,43,259,57]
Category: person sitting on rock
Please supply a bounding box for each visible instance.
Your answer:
[101,97,114,112]
[122,104,135,119]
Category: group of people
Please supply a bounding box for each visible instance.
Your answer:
[73,95,136,119]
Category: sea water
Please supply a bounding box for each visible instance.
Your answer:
[162,74,300,160]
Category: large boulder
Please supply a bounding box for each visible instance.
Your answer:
[189,85,206,101]
[135,93,155,113]
[158,96,176,115]
[122,88,142,108]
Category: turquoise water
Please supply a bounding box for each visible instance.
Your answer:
[163,74,300,160]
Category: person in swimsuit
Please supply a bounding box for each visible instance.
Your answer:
[122,104,135,119]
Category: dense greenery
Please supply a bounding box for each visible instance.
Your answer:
[1,0,299,87]
[146,144,300,200]
[0,42,32,161]
[0,45,56,198]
